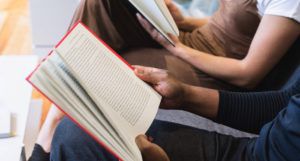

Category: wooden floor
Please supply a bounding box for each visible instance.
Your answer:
[0,0,50,123]
[0,0,32,55]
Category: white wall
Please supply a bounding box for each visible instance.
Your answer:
[29,0,80,57]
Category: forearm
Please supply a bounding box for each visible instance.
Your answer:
[182,79,300,134]
[217,90,288,134]
[29,108,62,161]
[182,84,219,119]
[217,78,300,134]
[178,47,254,88]
[36,116,61,153]
[175,16,300,89]
[35,106,64,153]
[182,86,289,134]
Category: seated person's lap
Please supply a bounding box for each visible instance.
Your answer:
[51,117,252,161]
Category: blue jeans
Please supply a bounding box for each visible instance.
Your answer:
[50,118,252,161]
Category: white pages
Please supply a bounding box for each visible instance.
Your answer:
[28,23,162,161]
[129,0,179,45]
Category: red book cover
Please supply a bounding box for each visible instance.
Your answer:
[26,21,136,161]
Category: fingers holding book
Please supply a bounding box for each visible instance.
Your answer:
[136,13,186,57]
[164,0,185,24]
[135,134,170,161]
[133,65,187,109]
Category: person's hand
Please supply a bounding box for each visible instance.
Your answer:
[137,13,188,57]
[164,0,185,25]
[136,135,170,161]
[165,0,199,31]
[134,65,186,109]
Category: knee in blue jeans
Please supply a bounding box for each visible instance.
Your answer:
[51,117,118,161]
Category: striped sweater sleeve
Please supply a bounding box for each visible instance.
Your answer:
[216,79,300,134]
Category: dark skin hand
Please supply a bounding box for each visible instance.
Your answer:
[133,65,219,161]
[36,66,217,161]
[134,65,185,109]
[36,66,216,161]
[135,135,170,161]
[134,65,219,119]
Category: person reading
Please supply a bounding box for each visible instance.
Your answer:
[66,0,300,90]
[29,66,300,161]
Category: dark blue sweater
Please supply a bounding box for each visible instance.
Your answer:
[247,94,300,161]
[218,79,300,133]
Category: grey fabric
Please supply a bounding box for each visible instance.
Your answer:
[156,109,256,137]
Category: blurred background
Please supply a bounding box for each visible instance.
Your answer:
[0,0,218,161]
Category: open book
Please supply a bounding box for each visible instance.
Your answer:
[129,0,179,45]
[27,22,162,161]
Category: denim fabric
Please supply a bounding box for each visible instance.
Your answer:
[50,117,118,161]
[248,95,300,161]
[51,119,251,161]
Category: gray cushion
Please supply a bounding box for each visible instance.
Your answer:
[156,109,256,137]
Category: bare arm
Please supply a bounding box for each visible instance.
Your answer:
[138,15,300,89]
[36,105,65,152]
[134,65,300,132]
[134,65,219,119]
[182,84,219,118]
[178,16,300,88]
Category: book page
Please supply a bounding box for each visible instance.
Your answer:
[154,0,179,35]
[129,0,179,44]
[29,53,136,161]
[56,23,161,141]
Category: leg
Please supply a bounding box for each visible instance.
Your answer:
[50,117,118,161]
[147,120,252,161]
[70,0,159,51]
[51,118,253,161]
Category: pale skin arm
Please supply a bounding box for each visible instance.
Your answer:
[138,14,300,89]
[36,105,65,153]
